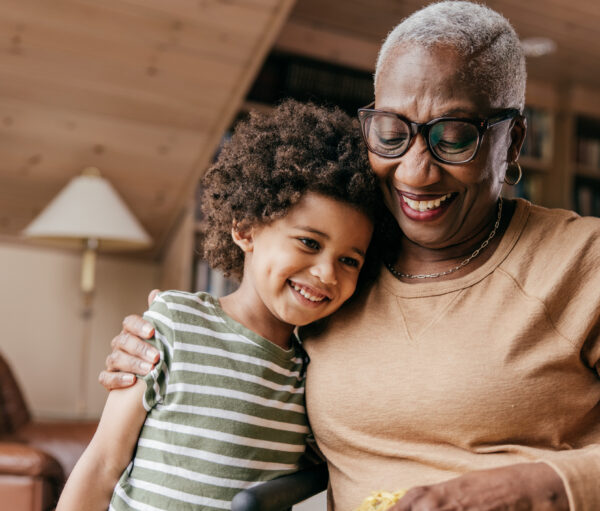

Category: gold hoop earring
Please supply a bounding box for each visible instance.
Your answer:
[504,161,523,186]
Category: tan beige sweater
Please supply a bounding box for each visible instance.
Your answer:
[302,199,600,511]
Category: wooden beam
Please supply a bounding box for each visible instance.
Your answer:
[275,19,379,72]
[158,0,298,262]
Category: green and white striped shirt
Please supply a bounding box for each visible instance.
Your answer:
[110,291,310,511]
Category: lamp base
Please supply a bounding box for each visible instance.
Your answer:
[76,292,94,417]
[80,240,97,294]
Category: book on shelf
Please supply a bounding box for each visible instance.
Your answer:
[574,179,600,217]
[502,172,544,205]
[576,137,600,171]
[521,107,552,162]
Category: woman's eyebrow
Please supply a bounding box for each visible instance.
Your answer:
[440,108,478,117]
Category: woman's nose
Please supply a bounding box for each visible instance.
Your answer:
[310,261,337,286]
[393,135,442,188]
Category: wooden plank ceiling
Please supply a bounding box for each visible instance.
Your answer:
[277,0,600,99]
[2,0,599,258]
[0,0,294,256]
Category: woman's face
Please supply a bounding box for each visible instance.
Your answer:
[371,45,525,249]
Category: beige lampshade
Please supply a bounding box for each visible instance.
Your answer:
[23,167,152,251]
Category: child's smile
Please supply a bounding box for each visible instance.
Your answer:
[222,192,374,347]
[288,279,331,304]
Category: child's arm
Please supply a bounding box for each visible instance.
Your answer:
[56,379,148,511]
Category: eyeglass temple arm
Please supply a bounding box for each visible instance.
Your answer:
[488,108,521,126]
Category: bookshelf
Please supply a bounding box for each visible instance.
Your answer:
[510,85,600,218]
[573,115,600,216]
[505,106,554,205]
[575,116,600,173]
[521,106,554,162]
[246,52,374,115]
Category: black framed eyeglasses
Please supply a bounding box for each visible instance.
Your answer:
[357,102,520,164]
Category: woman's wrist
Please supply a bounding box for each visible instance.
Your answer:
[525,462,569,510]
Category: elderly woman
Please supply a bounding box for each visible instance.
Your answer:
[99,2,600,510]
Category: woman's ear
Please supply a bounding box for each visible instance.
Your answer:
[231,222,254,253]
[508,114,527,161]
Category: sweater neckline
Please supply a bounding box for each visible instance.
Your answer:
[381,198,531,298]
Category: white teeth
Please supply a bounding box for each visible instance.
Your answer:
[291,282,325,302]
[403,193,452,212]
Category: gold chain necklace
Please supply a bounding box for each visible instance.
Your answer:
[386,197,503,280]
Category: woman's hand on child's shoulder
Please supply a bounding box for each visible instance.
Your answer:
[98,289,161,391]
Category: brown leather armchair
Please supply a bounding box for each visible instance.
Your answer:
[0,352,98,511]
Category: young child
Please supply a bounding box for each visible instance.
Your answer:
[57,99,381,511]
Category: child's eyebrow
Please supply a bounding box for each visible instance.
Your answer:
[294,225,366,258]
[352,247,367,258]
[294,225,328,237]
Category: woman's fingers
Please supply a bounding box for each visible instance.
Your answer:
[109,331,158,368]
[98,369,136,390]
[105,347,154,375]
[100,328,157,391]
[119,315,159,360]
[148,289,161,307]
[122,314,155,340]
[388,463,568,511]
[99,308,160,391]
[389,486,435,511]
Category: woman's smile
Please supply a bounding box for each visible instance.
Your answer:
[398,191,457,221]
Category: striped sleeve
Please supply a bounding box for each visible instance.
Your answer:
[140,293,176,411]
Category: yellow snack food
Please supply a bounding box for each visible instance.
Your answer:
[355,490,407,511]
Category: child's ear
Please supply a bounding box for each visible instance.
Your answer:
[231,222,254,253]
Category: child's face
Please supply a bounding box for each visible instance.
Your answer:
[235,192,374,329]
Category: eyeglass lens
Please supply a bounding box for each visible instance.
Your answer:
[364,113,480,162]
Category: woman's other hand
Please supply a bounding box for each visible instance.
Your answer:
[98,289,161,390]
[390,462,568,511]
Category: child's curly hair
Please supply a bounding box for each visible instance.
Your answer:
[199,99,382,280]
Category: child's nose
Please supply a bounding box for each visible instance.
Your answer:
[310,261,337,286]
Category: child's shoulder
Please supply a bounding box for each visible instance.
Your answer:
[154,289,215,305]
[147,290,219,318]
[144,291,227,346]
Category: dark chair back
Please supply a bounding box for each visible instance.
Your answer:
[231,463,328,511]
[0,353,31,436]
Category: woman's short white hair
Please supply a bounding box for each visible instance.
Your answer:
[375,1,526,111]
